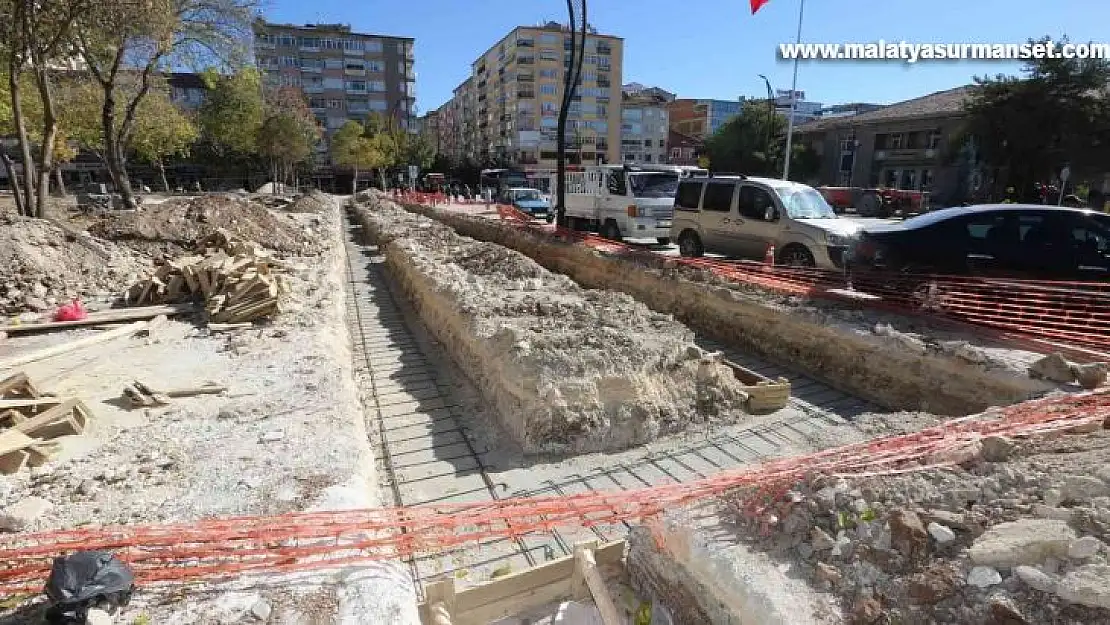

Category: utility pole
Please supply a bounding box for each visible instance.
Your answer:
[782,0,805,180]
[758,74,775,177]
[556,0,587,228]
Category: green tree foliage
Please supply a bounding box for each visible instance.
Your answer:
[198,68,264,158]
[257,86,321,192]
[131,89,199,192]
[961,36,1110,198]
[702,101,819,182]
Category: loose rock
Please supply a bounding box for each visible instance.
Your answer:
[1055,564,1110,609]
[981,436,1017,462]
[0,496,53,532]
[1067,536,1104,560]
[967,565,1003,589]
[968,519,1077,567]
[889,509,928,561]
[927,522,956,545]
[1014,565,1056,593]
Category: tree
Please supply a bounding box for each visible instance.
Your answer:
[74,0,255,207]
[198,68,263,159]
[701,101,819,182]
[131,89,199,192]
[257,86,320,193]
[960,37,1110,201]
[332,121,384,194]
[60,75,197,192]
[1,0,86,216]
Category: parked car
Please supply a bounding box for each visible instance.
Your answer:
[504,187,553,223]
[671,175,860,269]
[848,205,1110,282]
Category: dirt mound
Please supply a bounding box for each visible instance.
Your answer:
[727,416,1110,625]
[284,191,332,214]
[0,214,150,315]
[87,195,320,256]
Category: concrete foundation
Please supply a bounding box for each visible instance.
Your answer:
[349,197,753,455]
[400,202,1053,416]
[627,510,842,625]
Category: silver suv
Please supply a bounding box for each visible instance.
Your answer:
[670,175,861,269]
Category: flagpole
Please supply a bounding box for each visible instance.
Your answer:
[782,0,804,180]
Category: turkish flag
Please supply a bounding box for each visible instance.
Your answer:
[750,0,771,13]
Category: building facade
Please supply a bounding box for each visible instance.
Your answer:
[772,90,822,125]
[440,22,624,170]
[817,102,886,119]
[667,99,743,139]
[252,19,416,143]
[794,86,974,205]
[620,92,669,164]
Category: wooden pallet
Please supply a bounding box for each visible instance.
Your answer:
[419,540,626,625]
[724,359,792,414]
[0,373,91,474]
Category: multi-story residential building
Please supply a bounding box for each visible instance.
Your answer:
[772,90,822,125]
[667,99,743,139]
[621,83,675,103]
[252,19,416,146]
[440,21,623,170]
[167,73,208,110]
[620,91,669,164]
[794,86,973,203]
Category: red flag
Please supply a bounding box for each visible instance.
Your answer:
[751,0,771,13]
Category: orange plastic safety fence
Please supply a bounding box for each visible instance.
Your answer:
[1,390,1106,594]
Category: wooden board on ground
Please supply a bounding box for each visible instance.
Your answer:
[2,304,195,336]
[9,399,89,440]
[418,540,626,625]
[0,321,147,372]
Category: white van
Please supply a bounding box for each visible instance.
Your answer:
[553,165,707,244]
[671,175,861,269]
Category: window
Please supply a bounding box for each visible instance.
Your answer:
[279,56,298,67]
[540,84,556,96]
[299,37,320,48]
[256,33,276,46]
[345,61,365,71]
[702,183,734,212]
[323,77,343,89]
[368,81,386,92]
[889,133,904,149]
[738,185,777,221]
[921,169,934,189]
[540,50,559,61]
[363,40,383,53]
[540,68,557,79]
[308,97,326,109]
[345,80,366,92]
[278,35,296,47]
[326,99,342,109]
[325,57,343,70]
[643,155,652,163]
[539,33,559,45]
[367,60,383,73]
[839,153,854,173]
[606,172,627,196]
[540,117,558,128]
[643,139,652,147]
[675,181,703,210]
[927,129,942,150]
[368,99,388,111]
[658,139,666,148]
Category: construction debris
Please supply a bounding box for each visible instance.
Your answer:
[124,229,286,324]
[1029,353,1109,389]
[122,380,227,408]
[2,304,195,336]
[0,321,149,371]
[0,373,90,475]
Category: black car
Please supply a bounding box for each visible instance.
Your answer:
[849,204,1110,282]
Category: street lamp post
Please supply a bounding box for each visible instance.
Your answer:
[782,0,805,180]
[758,74,774,176]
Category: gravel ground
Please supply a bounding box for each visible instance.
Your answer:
[0,197,416,623]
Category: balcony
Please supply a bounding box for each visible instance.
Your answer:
[345,87,367,95]
[597,45,612,55]
[517,75,534,83]
[344,46,363,56]
[516,39,534,48]
[345,68,366,76]
[517,91,535,99]
[304,85,324,94]
[874,148,938,161]
[300,66,322,74]
[256,41,275,50]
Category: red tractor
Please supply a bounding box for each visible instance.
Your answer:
[818,186,930,218]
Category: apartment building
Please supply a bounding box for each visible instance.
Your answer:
[252,19,416,145]
[444,22,623,170]
[667,99,743,139]
[620,90,669,164]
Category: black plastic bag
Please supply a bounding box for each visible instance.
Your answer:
[43,551,135,624]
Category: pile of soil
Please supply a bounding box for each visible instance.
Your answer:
[726,419,1110,625]
[87,195,321,256]
[0,214,149,315]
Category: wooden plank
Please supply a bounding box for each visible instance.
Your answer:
[452,540,625,616]
[576,546,621,625]
[0,322,147,372]
[0,398,67,410]
[0,372,39,399]
[0,450,30,475]
[0,429,36,456]
[2,305,193,336]
[422,577,456,625]
[13,399,88,439]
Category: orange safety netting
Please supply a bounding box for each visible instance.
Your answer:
[462,200,1109,359]
[1,389,1107,595]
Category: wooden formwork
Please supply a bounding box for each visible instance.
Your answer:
[723,359,791,414]
[419,540,627,625]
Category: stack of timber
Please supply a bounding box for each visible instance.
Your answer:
[123,228,286,323]
[0,373,89,474]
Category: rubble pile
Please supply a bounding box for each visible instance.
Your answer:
[124,229,287,323]
[87,194,322,256]
[0,214,148,315]
[353,193,754,454]
[728,421,1110,624]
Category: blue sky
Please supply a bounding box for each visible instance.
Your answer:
[259,0,1109,113]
